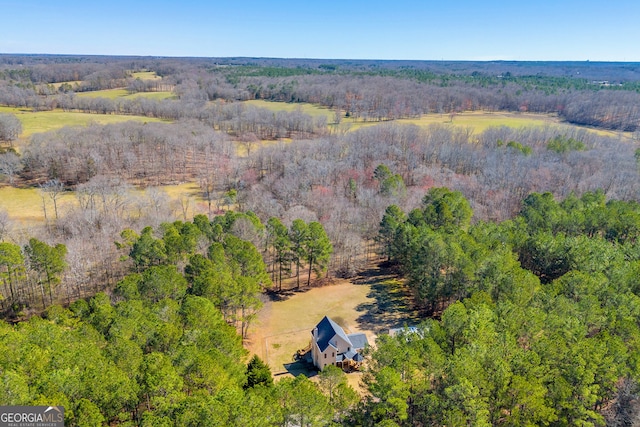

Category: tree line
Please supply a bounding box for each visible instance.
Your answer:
[2,56,640,131]
[0,205,333,321]
[3,188,640,425]
[360,188,640,425]
[3,117,640,292]
[0,208,357,425]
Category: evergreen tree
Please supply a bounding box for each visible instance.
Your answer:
[245,355,273,389]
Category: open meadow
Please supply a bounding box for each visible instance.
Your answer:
[0,182,209,226]
[242,100,632,139]
[2,99,628,228]
[0,186,75,225]
[0,106,166,139]
[244,99,336,120]
[76,89,174,100]
[130,71,162,80]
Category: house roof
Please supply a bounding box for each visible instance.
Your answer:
[338,349,365,363]
[347,333,369,350]
[344,349,357,360]
[313,316,351,352]
[388,326,424,337]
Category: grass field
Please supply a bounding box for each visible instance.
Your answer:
[397,111,631,138]
[130,71,162,80]
[0,186,76,225]
[244,99,335,120]
[76,89,174,100]
[0,106,167,139]
[397,111,557,133]
[241,101,632,139]
[0,181,210,226]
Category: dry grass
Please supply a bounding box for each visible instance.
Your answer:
[246,281,375,375]
[0,107,167,140]
[397,111,559,133]
[245,264,421,380]
[131,71,162,80]
[240,102,632,139]
[397,110,632,139]
[76,89,174,100]
[244,99,334,120]
[0,181,209,227]
[0,186,76,225]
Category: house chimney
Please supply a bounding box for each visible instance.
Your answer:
[313,327,318,342]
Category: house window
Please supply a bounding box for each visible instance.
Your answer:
[332,352,334,357]
[324,354,327,359]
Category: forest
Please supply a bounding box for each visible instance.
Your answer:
[1,55,640,425]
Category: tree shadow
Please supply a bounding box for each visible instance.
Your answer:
[265,287,310,302]
[353,262,422,334]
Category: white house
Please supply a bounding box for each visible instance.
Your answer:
[311,316,369,371]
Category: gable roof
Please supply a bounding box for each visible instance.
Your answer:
[347,333,369,350]
[313,316,351,352]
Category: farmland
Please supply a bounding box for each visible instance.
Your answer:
[0,106,166,139]
[76,89,174,100]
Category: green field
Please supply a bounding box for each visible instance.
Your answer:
[242,101,632,138]
[0,186,76,224]
[0,182,209,226]
[76,89,174,100]
[0,106,167,139]
[130,71,162,80]
[398,111,558,133]
[244,100,336,120]
[243,100,558,132]
[396,111,631,138]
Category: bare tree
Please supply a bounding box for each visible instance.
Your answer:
[0,152,22,186]
[0,113,22,147]
[239,132,260,157]
[142,187,171,227]
[40,179,65,220]
[0,210,11,241]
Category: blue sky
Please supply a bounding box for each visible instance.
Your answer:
[1,0,639,61]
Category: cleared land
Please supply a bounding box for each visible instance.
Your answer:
[244,99,336,120]
[399,111,558,132]
[0,106,166,139]
[0,186,74,225]
[130,71,162,80]
[242,100,632,139]
[0,182,209,226]
[245,264,421,378]
[76,89,174,100]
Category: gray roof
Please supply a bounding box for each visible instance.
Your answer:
[313,316,351,352]
[341,349,365,362]
[344,349,357,360]
[347,333,369,350]
[389,326,423,337]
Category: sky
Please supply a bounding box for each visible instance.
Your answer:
[1,0,639,61]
